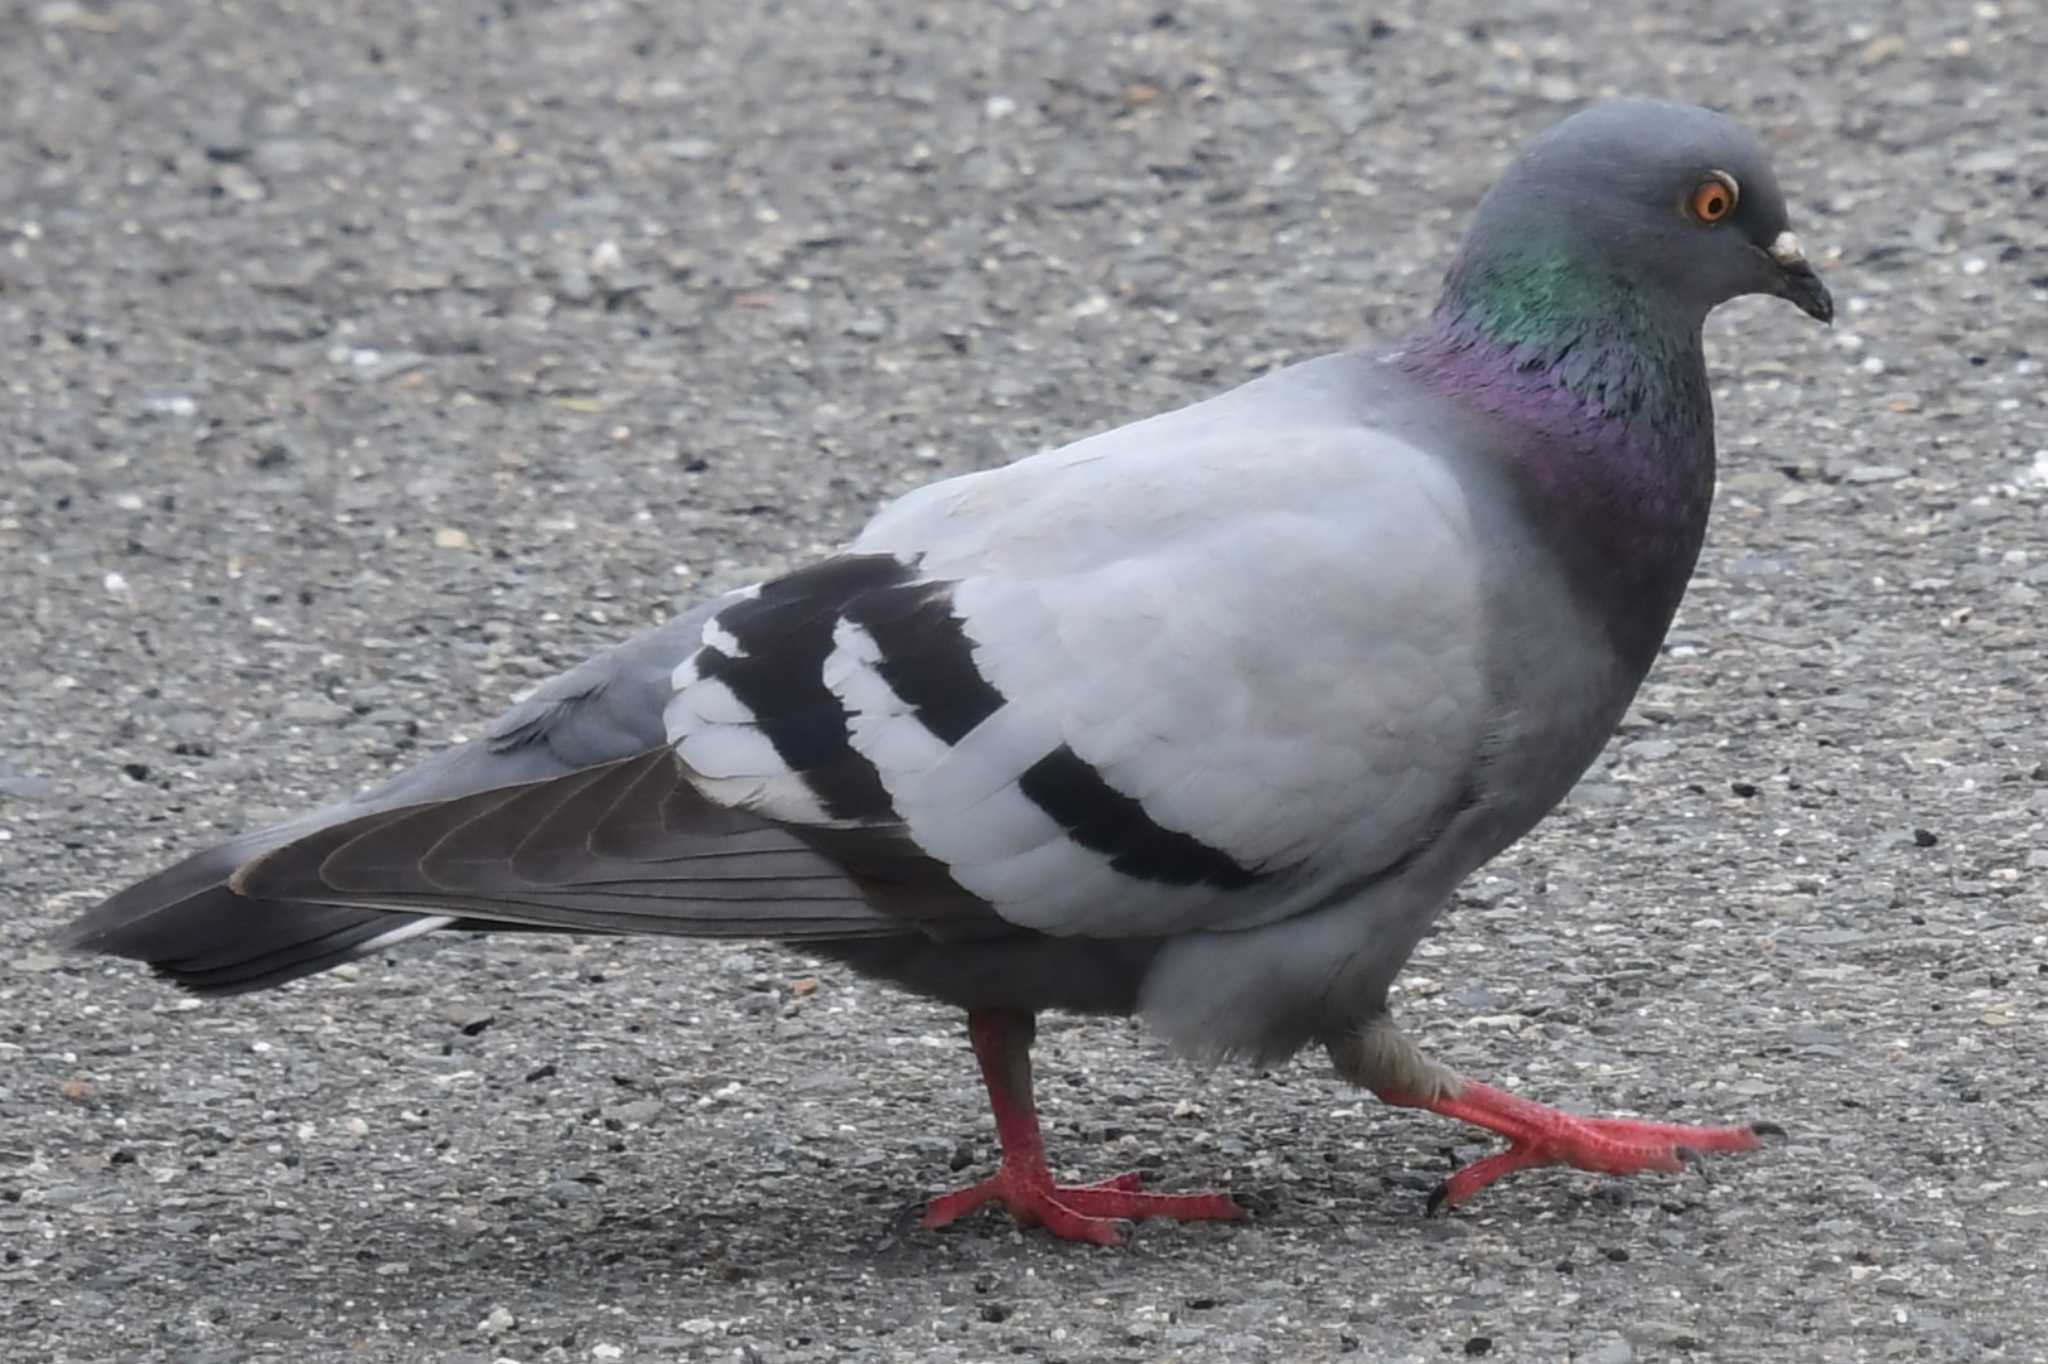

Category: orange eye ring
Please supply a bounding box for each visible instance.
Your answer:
[1690,174,1738,224]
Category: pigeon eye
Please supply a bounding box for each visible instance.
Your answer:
[1689,174,1738,224]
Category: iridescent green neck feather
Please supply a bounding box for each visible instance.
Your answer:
[1432,240,1713,438]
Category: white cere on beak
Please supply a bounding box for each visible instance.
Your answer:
[1768,231,1808,268]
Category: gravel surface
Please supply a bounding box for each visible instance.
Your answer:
[5,1,2046,1361]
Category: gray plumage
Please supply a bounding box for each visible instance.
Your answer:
[61,100,1831,1188]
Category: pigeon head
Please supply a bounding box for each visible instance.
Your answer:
[1442,99,1834,345]
[1398,101,1830,667]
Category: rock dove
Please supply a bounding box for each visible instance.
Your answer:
[61,99,1832,1244]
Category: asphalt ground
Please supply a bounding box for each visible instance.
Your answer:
[3,1,2045,1361]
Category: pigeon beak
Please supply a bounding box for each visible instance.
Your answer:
[1766,231,1834,325]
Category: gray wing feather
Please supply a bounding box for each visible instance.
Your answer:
[839,422,1491,939]
[228,750,980,939]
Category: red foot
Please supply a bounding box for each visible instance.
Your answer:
[1379,1080,1780,1213]
[927,1008,1246,1246]
[924,1165,1245,1247]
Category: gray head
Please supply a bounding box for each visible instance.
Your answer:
[1444,99,1832,338]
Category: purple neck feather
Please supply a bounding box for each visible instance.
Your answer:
[1394,310,1718,670]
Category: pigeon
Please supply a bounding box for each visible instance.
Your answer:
[60,99,1832,1245]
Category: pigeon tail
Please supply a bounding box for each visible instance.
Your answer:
[50,812,447,993]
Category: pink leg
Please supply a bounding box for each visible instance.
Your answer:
[922,1009,1246,1246]
[1379,1079,1780,1213]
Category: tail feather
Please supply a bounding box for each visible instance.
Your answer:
[151,896,452,995]
[55,825,449,994]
